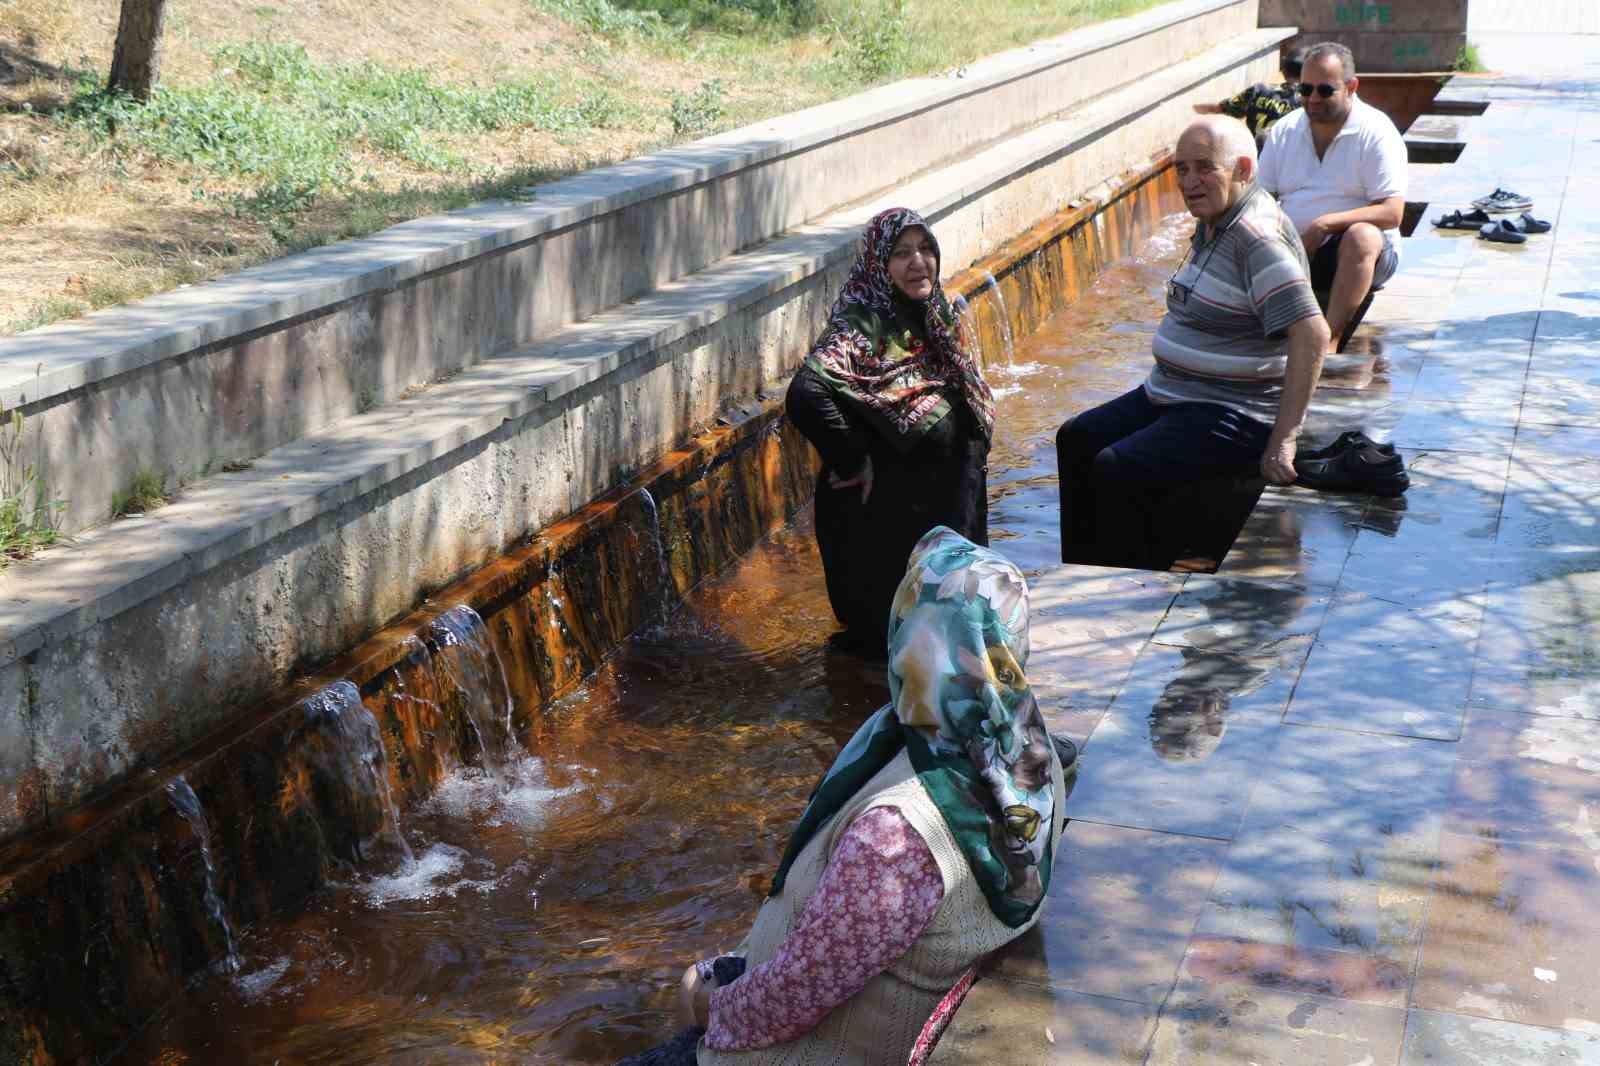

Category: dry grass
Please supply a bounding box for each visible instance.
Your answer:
[1,0,1165,335]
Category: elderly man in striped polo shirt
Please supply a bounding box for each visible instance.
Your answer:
[1055,114,1330,569]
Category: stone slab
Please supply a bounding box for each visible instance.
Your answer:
[1146,977,1409,1065]
[989,821,1228,1006]
[1403,1009,1600,1065]
[1197,726,1458,984]
[930,978,1157,1065]
[1446,710,1600,855]
[1068,638,1311,839]
[1414,832,1600,1031]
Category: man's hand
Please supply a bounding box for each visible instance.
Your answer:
[1260,432,1299,485]
[1299,217,1329,257]
[827,455,874,505]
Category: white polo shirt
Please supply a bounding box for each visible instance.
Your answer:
[1259,95,1407,259]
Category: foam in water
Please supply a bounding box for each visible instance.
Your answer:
[233,955,293,1001]
[355,843,504,907]
[164,776,243,975]
[423,754,581,829]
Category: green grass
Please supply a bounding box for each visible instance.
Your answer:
[60,41,632,234]
[1453,43,1485,73]
[0,405,62,570]
[111,468,168,518]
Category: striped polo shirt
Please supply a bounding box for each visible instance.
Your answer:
[1144,183,1322,423]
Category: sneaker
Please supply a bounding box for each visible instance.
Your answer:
[1471,187,1534,211]
[1294,442,1409,497]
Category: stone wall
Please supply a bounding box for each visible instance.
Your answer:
[1261,0,1469,71]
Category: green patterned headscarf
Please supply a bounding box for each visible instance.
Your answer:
[770,527,1058,927]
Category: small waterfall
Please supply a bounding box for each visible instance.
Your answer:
[639,488,673,625]
[164,776,243,974]
[428,605,514,783]
[952,293,984,365]
[981,270,1017,367]
[300,680,414,866]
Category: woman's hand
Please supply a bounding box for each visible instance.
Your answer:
[827,455,874,505]
[677,963,715,1028]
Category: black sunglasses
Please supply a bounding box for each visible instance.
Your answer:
[1297,82,1340,98]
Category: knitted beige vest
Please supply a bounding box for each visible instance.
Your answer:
[698,747,1066,1066]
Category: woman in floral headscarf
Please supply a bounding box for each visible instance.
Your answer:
[620,528,1071,1066]
[787,208,995,653]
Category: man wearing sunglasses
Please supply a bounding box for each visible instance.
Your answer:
[1258,42,1406,353]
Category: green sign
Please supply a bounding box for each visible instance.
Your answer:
[1334,3,1393,23]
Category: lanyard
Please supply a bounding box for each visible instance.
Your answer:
[1167,192,1250,306]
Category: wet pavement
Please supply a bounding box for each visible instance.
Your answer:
[935,36,1600,1066]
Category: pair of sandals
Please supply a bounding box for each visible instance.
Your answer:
[1434,208,1552,243]
[1293,430,1410,497]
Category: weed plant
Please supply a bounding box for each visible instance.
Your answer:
[0,402,62,569]
[111,468,168,518]
[1453,43,1485,73]
[670,80,727,136]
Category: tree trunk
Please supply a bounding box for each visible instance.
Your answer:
[107,0,169,102]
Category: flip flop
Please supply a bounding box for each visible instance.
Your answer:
[1510,212,1552,234]
[1479,220,1528,244]
[1433,208,1493,230]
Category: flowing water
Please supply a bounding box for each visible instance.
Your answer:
[117,214,1191,1065]
[164,776,244,976]
[429,605,517,782]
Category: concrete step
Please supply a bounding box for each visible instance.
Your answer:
[0,0,1261,539]
[0,25,1289,839]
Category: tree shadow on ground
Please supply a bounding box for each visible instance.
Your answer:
[0,40,77,112]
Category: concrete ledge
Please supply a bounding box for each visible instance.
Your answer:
[0,0,1259,537]
[0,26,1287,840]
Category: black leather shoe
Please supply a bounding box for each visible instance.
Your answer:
[1295,442,1410,497]
[1295,430,1385,462]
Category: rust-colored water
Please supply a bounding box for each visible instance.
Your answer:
[117,214,1191,1066]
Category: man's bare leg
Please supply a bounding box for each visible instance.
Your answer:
[1324,222,1384,352]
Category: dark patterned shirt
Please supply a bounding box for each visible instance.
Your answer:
[1219,82,1299,142]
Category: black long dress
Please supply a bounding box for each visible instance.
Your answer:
[786,364,989,653]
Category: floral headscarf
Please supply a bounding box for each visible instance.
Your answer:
[770,527,1057,927]
[804,208,995,452]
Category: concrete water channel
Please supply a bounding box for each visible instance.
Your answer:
[107,210,1196,1066]
[4,7,1599,1065]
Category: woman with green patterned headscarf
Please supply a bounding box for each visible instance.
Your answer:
[620,528,1072,1066]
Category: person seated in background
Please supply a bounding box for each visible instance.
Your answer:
[1258,41,1407,352]
[619,527,1070,1066]
[1194,45,1306,150]
[1055,115,1330,570]
[786,208,994,657]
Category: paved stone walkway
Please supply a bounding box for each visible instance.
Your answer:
[934,38,1600,1066]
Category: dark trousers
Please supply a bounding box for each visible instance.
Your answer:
[1056,387,1271,568]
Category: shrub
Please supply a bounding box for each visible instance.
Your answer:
[670,80,727,136]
